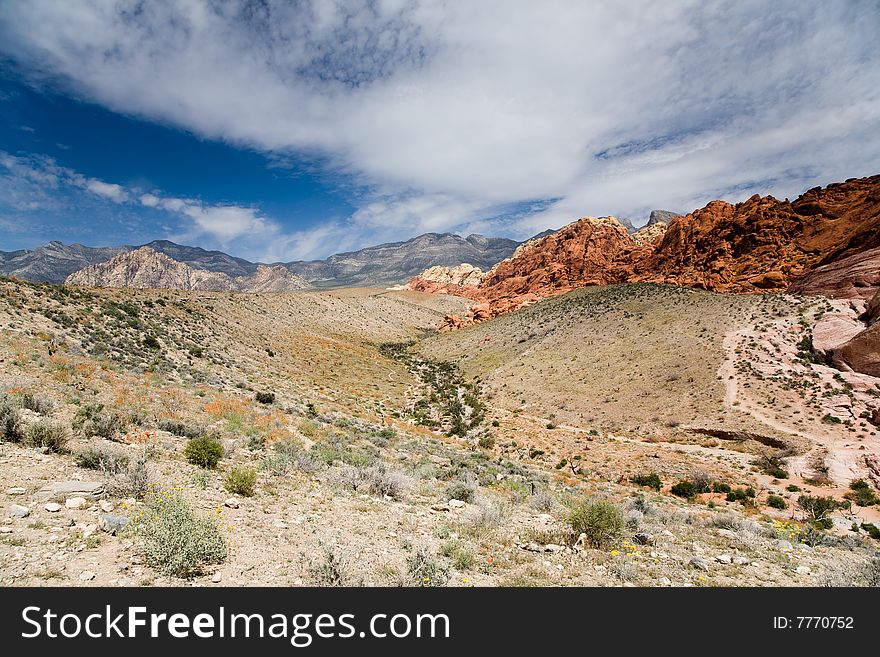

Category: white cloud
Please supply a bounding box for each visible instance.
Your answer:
[0,0,878,246]
[84,178,128,202]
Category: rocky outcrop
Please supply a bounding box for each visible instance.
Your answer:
[647,210,680,226]
[65,247,309,292]
[431,175,880,327]
[789,246,880,301]
[407,264,485,295]
[868,289,880,325]
[631,222,668,246]
[462,216,639,320]
[831,323,880,377]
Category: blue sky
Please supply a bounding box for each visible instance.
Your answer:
[1,1,878,262]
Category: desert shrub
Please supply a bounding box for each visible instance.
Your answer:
[73,403,124,439]
[754,454,789,479]
[767,494,787,510]
[15,392,54,415]
[406,547,449,587]
[726,487,756,503]
[105,453,150,498]
[712,481,732,494]
[24,420,69,453]
[352,463,409,500]
[445,480,476,503]
[75,444,130,474]
[439,540,475,570]
[254,391,275,405]
[263,439,320,474]
[798,495,845,528]
[631,473,661,490]
[569,498,624,549]
[528,490,558,512]
[786,484,801,492]
[184,435,224,469]
[478,434,495,449]
[709,512,744,531]
[859,523,880,540]
[670,480,697,499]
[305,546,362,586]
[143,335,161,350]
[0,399,23,442]
[845,479,879,507]
[224,467,256,497]
[129,490,226,578]
[157,419,205,439]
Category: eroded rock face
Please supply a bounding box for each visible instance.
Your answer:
[407,264,485,295]
[868,289,880,325]
[832,323,880,377]
[472,216,638,319]
[433,175,880,327]
[65,247,309,292]
[789,246,880,301]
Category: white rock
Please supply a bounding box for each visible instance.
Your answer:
[659,577,672,586]
[448,499,466,509]
[9,504,30,518]
[65,497,87,510]
[99,501,115,513]
[716,553,732,564]
[0,526,12,534]
[79,570,96,581]
[733,556,751,566]
[44,502,62,513]
[211,572,222,583]
[6,487,26,495]
[796,565,811,575]
[224,498,239,509]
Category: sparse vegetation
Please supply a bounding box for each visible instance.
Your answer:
[569,498,623,549]
[224,467,257,496]
[184,435,224,469]
[631,472,662,490]
[129,490,227,578]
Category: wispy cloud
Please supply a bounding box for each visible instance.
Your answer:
[0,0,878,252]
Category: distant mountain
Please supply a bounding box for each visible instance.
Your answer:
[2,232,520,288]
[141,240,258,277]
[283,233,519,288]
[647,210,681,226]
[65,247,309,292]
[0,241,129,283]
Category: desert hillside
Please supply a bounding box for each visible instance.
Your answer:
[1,277,878,588]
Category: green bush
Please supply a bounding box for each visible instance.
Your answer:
[24,420,69,453]
[712,481,732,494]
[406,547,449,587]
[254,391,275,405]
[797,494,844,526]
[569,498,624,549]
[0,399,23,442]
[767,494,787,510]
[670,480,697,499]
[157,419,205,439]
[844,479,879,507]
[224,467,256,497]
[129,490,226,578]
[73,403,123,439]
[631,473,662,490]
[861,523,880,540]
[445,480,476,503]
[726,487,756,503]
[184,435,224,469]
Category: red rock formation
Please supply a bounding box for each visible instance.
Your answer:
[470,216,643,319]
[634,175,880,293]
[832,323,880,377]
[788,246,880,300]
[430,175,880,327]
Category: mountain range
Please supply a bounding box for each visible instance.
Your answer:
[0,232,520,288]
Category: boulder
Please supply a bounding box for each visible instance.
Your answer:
[832,323,880,377]
[98,514,130,535]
